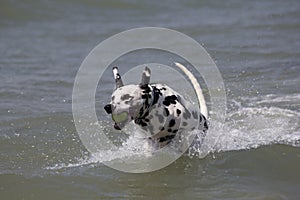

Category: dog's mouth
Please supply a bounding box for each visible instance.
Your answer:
[112,111,129,130]
[112,112,128,123]
[114,123,121,130]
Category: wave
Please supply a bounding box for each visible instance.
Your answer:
[46,93,300,171]
[213,106,300,152]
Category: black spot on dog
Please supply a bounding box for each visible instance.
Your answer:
[176,109,181,116]
[143,110,150,118]
[163,100,170,106]
[172,129,178,133]
[140,84,150,91]
[160,127,165,131]
[139,107,144,116]
[168,128,172,132]
[140,120,147,127]
[141,94,148,99]
[148,124,154,132]
[116,73,121,79]
[158,134,175,143]
[152,86,162,105]
[192,111,198,119]
[158,115,164,123]
[183,109,191,119]
[169,119,175,127]
[112,96,115,101]
[135,115,149,127]
[163,95,177,106]
[121,94,133,101]
[140,85,152,99]
[200,115,208,130]
[164,108,170,116]
[204,121,208,130]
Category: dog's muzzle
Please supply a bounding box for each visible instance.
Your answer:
[104,104,130,130]
[111,111,129,130]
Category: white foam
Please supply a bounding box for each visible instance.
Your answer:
[241,93,300,107]
[210,105,300,152]
[47,94,300,170]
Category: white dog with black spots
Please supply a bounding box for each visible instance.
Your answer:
[104,63,208,148]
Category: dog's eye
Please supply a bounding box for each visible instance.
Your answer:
[112,112,128,123]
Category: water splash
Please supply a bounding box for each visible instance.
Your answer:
[212,106,300,152]
[47,94,300,170]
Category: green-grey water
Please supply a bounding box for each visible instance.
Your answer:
[1,0,300,199]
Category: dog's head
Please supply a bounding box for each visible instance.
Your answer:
[104,66,152,130]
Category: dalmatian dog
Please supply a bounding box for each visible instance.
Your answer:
[104,63,208,149]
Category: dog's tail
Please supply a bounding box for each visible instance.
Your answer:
[174,62,208,119]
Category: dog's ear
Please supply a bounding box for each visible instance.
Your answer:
[113,66,123,88]
[140,66,151,85]
[104,104,112,114]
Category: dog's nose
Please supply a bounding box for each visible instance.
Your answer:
[104,104,112,114]
[114,123,121,130]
